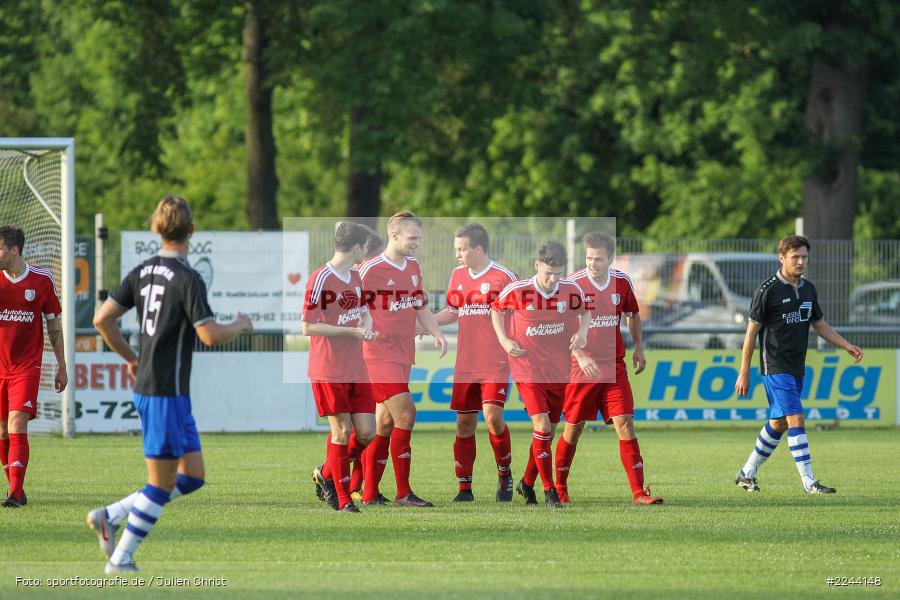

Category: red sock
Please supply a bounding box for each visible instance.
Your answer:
[327,441,351,509]
[348,430,367,493]
[362,434,390,503]
[390,427,413,499]
[531,430,554,492]
[524,448,538,487]
[1,437,9,486]
[322,433,333,480]
[619,437,645,496]
[453,435,476,491]
[488,426,512,477]
[555,437,578,496]
[7,433,29,498]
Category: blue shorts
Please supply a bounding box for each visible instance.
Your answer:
[762,374,804,419]
[134,393,202,459]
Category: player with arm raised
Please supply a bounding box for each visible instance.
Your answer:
[430,223,517,503]
[304,221,377,513]
[491,241,589,509]
[0,225,67,508]
[86,196,252,572]
[734,235,862,494]
[358,211,447,507]
[558,232,662,506]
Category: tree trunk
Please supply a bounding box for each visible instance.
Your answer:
[802,59,864,239]
[242,0,279,230]
[345,107,381,230]
[802,58,864,326]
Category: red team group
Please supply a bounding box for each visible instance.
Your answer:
[304,213,662,511]
[0,213,660,514]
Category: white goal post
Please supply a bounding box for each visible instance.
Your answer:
[0,138,76,438]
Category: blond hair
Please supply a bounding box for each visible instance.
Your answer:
[386,211,422,236]
[151,195,193,242]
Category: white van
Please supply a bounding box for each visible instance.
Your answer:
[615,252,781,349]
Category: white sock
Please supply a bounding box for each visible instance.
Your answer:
[109,485,169,566]
[788,427,816,488]
[105,491,141,526]
[742,423,784,478]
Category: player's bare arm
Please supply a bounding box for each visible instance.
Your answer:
[93,298,139,375]
[45,313,67,392]
[569,311,591,351]
[811,320,863,363]
[490,308,525,357]
[433,308,458,327]
[359,310,378,340]
[626,313,646,375]
[302,320,377,341]
[416,307,456,336]
[735,320,762,397]
[196,312,254,347]
[416,307,448,357]
[572,347,599,379]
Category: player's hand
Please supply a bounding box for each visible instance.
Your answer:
[632,346,646,375]
[575,351,599,379]
[735,370,750,398]
[434,333,449,358]
[845,344,863,364]
[235,312,254,333]
[501,339,526,357]
[127,358,139,380]
[569,333,587,351]
[55,366,68,393]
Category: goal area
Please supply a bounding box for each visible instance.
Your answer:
[0,139,76,437]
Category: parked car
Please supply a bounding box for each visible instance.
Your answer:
[848,280,900,348]
[614,253,781,349]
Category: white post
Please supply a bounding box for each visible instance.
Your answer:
[95,213,105,351]
[566,218,576,275]
[61,141,76,438]
[795,217,804,236]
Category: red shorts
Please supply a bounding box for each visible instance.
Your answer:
[516,382,566,424]
[451,372,511,413]
[368,362,412,403]
[0,373,41,420]
[564,363,634,424]
[311,381,375,417]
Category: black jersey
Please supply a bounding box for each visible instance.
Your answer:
[110,250,215,396]
[748,270,823,376]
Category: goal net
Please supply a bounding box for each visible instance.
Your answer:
[0,139,76,437]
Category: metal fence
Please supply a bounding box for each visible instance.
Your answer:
[92,224,900,351]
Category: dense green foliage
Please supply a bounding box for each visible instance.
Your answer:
[2,1,899,238]
[0,429,898,598]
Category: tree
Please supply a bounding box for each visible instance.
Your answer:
[242,0,279,229]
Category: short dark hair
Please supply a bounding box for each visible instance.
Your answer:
[454,223,489,253]
[365,231,385,259]
[778,235,811,256]
[537,240,567,267]
[0,225,25,255]
[582,231,615,257]
[335,221,371,252]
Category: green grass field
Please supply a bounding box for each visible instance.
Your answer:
[1,427,898,599]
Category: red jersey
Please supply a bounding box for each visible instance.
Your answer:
[446,260,517,377]
[301,264,368,383]
[492,277,586,384]
[0,264,62,377]
[568,268,638,382]
[359,253,425,366]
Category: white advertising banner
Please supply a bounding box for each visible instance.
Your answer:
[73,352,316,432]
[120,231,309,332]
